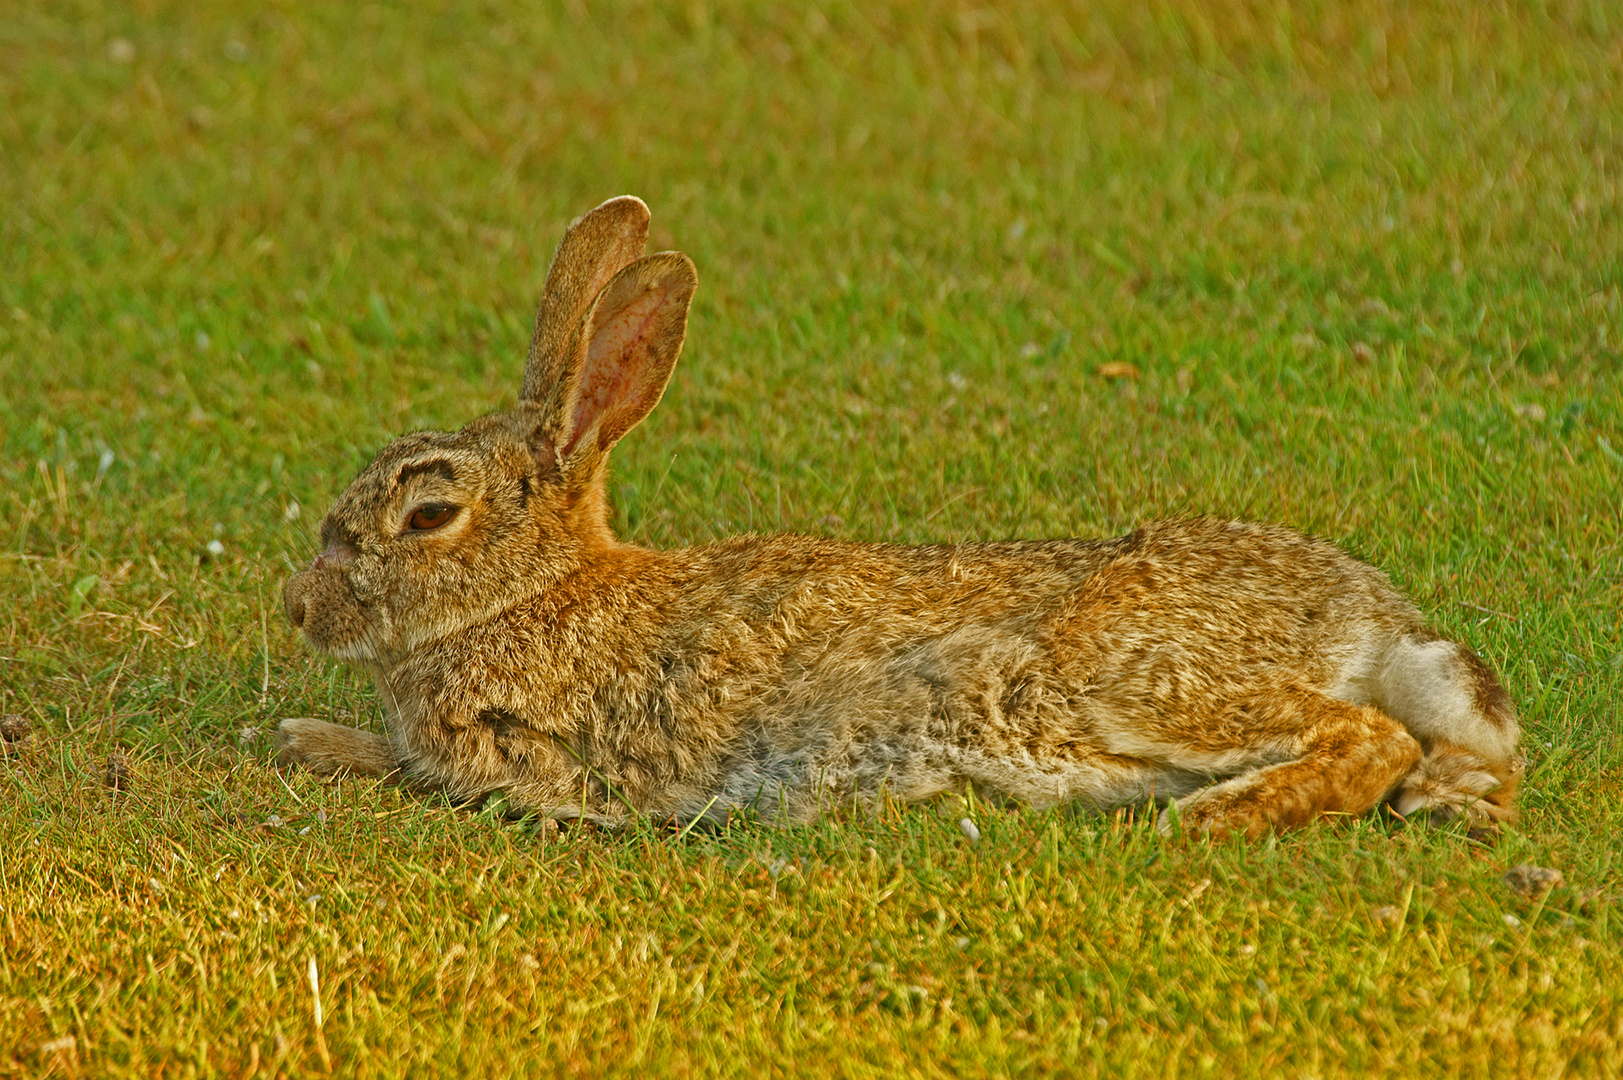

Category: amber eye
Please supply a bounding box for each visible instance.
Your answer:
[407,504,457,531]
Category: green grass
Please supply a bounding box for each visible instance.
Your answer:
[3,0,1621,1075]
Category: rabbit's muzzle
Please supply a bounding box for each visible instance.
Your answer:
[283,566,373,658]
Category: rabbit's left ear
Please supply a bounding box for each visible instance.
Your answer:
[548,251,698,469]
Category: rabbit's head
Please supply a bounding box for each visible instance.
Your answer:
[283,196,696,663]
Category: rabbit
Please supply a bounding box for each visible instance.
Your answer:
[277,195,1523,840]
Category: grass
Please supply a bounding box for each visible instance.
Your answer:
[2,0,1621,1075]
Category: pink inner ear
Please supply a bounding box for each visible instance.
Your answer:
[565,284,672,456]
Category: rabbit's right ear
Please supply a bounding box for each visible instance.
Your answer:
[521,195,651,404]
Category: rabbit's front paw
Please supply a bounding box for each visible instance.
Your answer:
[277,717,398,778]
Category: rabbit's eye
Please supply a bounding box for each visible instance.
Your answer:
[407,504,457,531]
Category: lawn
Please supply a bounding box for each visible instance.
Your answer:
[3,1,1621,1076]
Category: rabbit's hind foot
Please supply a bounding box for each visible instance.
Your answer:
[1160,693,1422,840]
[277,717,400,778]
[1389,742,1522,839]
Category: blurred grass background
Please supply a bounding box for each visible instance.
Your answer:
[2,1,1621,1076]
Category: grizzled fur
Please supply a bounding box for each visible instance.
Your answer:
[278,196,1522,839]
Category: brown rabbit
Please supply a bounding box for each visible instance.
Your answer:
[278,195,1522,839]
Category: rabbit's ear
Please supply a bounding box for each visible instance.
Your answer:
[546,251,697,466]
[521,195,651,405]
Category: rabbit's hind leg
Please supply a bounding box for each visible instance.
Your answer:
[1163,690,1421,840]
[277,717,400,778]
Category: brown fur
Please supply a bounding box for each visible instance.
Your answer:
[277,196,1523,838]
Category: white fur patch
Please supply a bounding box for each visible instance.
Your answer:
[1374,637,1517,762]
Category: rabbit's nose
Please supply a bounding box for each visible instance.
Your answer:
[286,590,307,628]
[313,542,356,570]
[284,574,310,629]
